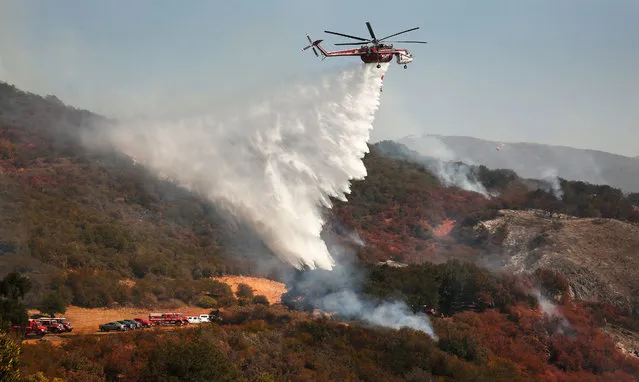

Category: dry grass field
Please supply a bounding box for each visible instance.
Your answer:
[23,275,287,344]
[214,275,287,304]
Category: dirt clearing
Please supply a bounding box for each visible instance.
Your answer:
[25,276,286,337]
[214,275,287,304]
[27,305,212,336]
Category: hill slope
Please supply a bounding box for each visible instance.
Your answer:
[0,81,291,306]
[4,82,639,381]
[3,81,638,315]
[398,134,639,193]
[477,209,639,311]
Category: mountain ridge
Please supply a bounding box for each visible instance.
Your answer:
[398,134,639,193]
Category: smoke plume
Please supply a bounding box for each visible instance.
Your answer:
[531,288,573,335]
[540,168,564,199]
[93,63,388,271]
[282,263,437,339]
[429,160,491,197]
[377,137,491,197]
[317,290,437,338]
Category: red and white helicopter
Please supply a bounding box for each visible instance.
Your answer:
[302,21,427,69]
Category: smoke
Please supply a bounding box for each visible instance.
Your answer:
[540,168,564,199]
[429,160,492,197]
[282,262,437,339]
[531,288,573,335]
[399,135,493,197]
[317,289,437,338]
[379,136,492,197]
[91,63,388,271]
[398,134,457,162]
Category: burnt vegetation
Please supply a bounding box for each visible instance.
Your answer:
[2,82,639,380]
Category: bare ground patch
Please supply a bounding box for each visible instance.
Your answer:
[214,275,287,304]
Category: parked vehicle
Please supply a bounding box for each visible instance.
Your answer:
[187,316,201,324]
[12,319,47,337]
[54,317,73,332]
[122,319,142,329]
[198,314,210,323]
[149,312,189,326]
[36,318,66,333]
[99,322,126,332]
[117,320,137,330]
[133,318,152,327]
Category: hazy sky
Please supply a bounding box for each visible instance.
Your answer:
[1,0,637,157]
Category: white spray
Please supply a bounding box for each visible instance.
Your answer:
[97,63,389,270]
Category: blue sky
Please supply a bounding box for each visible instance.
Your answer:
[1,0,637,156]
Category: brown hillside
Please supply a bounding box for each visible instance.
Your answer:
[479,209,639,309]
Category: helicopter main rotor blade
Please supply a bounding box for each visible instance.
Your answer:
[334,42,370,46]
[324,30,369,41]
[384,40,428,44]
[378,27,420,42]
[366,22,377,41]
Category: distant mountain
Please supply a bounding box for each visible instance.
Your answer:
[397,134,639,193]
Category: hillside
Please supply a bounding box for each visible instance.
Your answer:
[3,82,639,380]
[0,81,291,306]
[397,134,639,193]
[2,81,638,306]
[477,209,639,310]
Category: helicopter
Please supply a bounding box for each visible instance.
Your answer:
[302,21,427,69]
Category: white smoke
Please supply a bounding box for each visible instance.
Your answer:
[540,168,564,199]
[317,290,437,338]
[94,63,388,271]
[531,288,572,335]
[396,135,492,197]
[430,161,491,197]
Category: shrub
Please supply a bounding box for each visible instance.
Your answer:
[206,280,237,307]
[236,283,254,299]
[143,335,242,381]
[196,296,218,309]
[533,268,570,300]
[252,295,270,306]
[0,332,21,382]
[38,291,67,317]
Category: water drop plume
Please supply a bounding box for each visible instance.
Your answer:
[100,63,389,270]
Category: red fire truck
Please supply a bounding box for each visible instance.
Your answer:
[148,312,189,326]
[11,319,48,337]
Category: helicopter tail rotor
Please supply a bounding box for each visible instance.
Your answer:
[302,34,320,57]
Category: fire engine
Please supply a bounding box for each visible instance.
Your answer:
[148,312,189,326]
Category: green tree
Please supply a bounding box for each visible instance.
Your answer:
[38,291,68,317]
[236,283,254,299]
[0,272,32,300]
[206,280,236,307]
[196,296,218,309]
[252,295,270,306]
[0,272,32,328]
